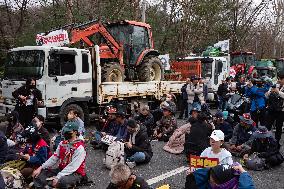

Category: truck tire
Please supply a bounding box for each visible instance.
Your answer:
[138,56,163,81]
[59,104,85,127]
[102,63,124,82]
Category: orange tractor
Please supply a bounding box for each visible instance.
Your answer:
[70,20,163,82]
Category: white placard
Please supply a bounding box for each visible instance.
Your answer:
[101,135,117,145]
[36,29,70,46]
[159,54,170,70]
[214,39,229,52]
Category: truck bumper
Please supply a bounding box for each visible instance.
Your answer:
[0,103,47,118]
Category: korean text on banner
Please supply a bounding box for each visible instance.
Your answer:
[36,29,70,46]
[189,155,219,172]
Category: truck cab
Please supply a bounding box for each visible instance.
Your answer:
[0,46,93,122]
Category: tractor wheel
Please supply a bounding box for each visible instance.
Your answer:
[138,57,163,82]
[102,63,124,82]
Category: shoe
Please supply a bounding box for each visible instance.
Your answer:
[126,161,136,168]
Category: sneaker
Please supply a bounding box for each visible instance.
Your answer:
[126,161,136,169]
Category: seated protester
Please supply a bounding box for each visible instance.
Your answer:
[32,115,50,147]
[0,130,8,164]
[165,93,177,114]
[91,106,118,147]
[125,119,153,168]
[153,103,177,142]
[134,105,155,137]
[163,122,191,154]
[185,164,255,189]
[19,125,49,180]
[187,107,201,125]
[114,111,128,141]
[67,108,85,139]
[200,130,233,165]
[213,112,233,142]
[243,126,283,169]
[106,164,151,189]
[5,111,24,142]
[184,112,212,157]
[131,101,140,118]
[227,113,256,157]
[33,121,86,189]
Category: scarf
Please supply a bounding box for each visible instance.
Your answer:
[210,177,239,189]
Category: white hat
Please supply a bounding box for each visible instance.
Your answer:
[210,130,224,141]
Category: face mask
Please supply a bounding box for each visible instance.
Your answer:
[64,132,73,140]
[29,85,36,89]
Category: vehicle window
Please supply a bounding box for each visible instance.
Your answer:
[201,63,212,78]
[132,26,150,48]
[48,53,76,76]
[82,53,89,73]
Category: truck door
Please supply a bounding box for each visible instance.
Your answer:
[45,50,82,108]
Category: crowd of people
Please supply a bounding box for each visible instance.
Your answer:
[0,75,283,189]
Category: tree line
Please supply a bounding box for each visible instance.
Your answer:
[0,0,283,63]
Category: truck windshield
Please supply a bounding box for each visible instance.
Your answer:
[257,69,275,78]
[4,50,44,79]
[201,62,212,78]
[231,54,255,66]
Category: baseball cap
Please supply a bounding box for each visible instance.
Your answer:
[62,121,79,133]
[210,130,225,141]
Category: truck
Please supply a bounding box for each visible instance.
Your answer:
[230,51,256,77]
[0,45,184,126]
[183,56,230,101]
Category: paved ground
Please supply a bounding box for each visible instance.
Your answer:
[80,119,284,189]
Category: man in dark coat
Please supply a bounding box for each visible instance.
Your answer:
[178,78,190,119]
[217,79,230,111]
[134,105,155,137]
[125,119,153,168]
[12,78,42,127]
[214,111,233,142]
[0,131,8,164]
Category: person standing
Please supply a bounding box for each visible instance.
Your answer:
[265,75,284,149]
[178,78,190,119]
[186,76,204,117]
[217,79,229,111]
[12,78,42,127]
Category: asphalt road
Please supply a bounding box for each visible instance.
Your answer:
[81,119,284,189]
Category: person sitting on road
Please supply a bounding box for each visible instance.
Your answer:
[5,111,24,143]
[243,126,282,169]
[213,112,233,142]
[187,107,201,125]
[32,115,50,147]
[200,130,233,165]
[131,101,140,118]
[227,113,256,157]
[184,112,212,157]
[163,122,191,155]
[134,105,155,137]
[91,106,119,148]
[124,119,153,168]
[153,103,177,142]
[66,108,85,139]
[115,111,128,141]
[33,121,87,189]
[186,75,204,117]
[106,164,151,189]
[19,125,49,181]
[185,164,255,189]
[0,130,8,165]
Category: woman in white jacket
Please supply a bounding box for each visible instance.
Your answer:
[200,130,233,165]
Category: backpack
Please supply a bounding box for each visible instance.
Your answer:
[245,153,267,171]
[268,92,284,111]
[0,167,24,189]
[104,141,125,169]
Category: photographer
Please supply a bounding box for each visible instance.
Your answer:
[245,78,270,126]
[265,75,284,149]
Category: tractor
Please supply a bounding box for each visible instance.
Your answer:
[70,20,163,82]
[230,51,256,78]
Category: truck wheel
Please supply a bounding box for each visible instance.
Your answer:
[138,57,163,81]
[102,63,124,82]
[59,104,84,127]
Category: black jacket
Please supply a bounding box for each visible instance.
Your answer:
[184,121,212,156]
[12,85,42,110]
[249,137,279,159]
[135,113,154,130]
[125,125,153,163]
[0,131,8,164]
[217,83,229,98]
